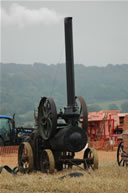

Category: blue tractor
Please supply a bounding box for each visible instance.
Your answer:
[0,115,33,146]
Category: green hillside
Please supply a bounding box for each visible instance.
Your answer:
[0,63,128,126]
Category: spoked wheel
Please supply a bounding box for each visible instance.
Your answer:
[83,148,98,170]
[75,96,88,131]
[18,142,34,173]
[117,142,125,166]
[38,97,57,140]
[40,149,55,173]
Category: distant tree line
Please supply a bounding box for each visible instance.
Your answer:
[0,63,128,126]
[87,102,128,113]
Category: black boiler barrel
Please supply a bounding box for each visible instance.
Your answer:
[49,125,87,152]
[64,17,75,107]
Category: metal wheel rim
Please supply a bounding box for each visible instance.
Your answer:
[18,142,34,172]
[38,97,57,140]
[40,149,55,173]
[90,148,98,170]
[117,142,125,166]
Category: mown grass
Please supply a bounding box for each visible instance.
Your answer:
[0,161,128,193]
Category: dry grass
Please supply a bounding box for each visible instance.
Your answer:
[0,162,128,193]
[0,150,128,193]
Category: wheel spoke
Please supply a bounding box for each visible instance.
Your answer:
[44,129,49,138]
[47,111,52,117]
[47,118,52,128]
[44,118,52,138]
[119,159,123,164]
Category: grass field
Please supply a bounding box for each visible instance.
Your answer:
[0,150,128,193]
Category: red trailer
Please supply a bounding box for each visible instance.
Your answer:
[88,113,114,140]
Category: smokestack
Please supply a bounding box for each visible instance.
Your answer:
[64,17,75,107]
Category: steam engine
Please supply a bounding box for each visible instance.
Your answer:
[18,17,98,173]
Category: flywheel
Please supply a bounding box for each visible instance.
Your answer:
[75,96,88,132]
[38,97,57,140]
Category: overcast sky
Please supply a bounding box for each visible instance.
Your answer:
[1,1,128,66]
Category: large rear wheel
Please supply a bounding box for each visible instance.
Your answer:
[18,142,34,173]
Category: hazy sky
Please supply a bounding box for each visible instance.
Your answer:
[1,1,128,66]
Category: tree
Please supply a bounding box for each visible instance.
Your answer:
[108,104,119,110]
[121,101,128,113]
[87,104,102,112]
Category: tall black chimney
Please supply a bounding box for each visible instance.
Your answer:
[64,17,75,107]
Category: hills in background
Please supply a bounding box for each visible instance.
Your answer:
[0,63,128,126]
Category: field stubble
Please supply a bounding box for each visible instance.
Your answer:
[0,150,128,193]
